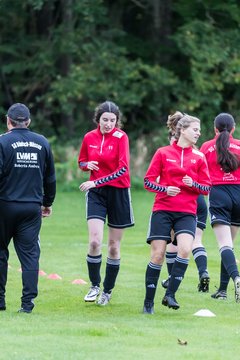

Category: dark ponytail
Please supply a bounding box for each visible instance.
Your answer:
[214,113,240,172]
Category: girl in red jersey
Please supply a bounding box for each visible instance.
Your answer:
[200,113,240,302]
[162,115,210,294]
[78,101,134,306]
[143,113,211,314]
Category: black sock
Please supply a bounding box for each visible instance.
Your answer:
[219,260,230,291]
[144,262,161,304]
[166,252,177,277]
[103,258,120,294]
[220,246,239,281]
[86,254,102,287]
[192,247,208,277]
[166,256,189,296]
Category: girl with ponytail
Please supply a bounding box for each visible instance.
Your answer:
[201,113,240,302]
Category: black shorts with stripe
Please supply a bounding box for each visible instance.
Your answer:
[86,186,135,229]
[209,184,240,226]
[147,210,196,245]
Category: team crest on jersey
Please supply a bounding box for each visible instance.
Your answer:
[112,131,123,138]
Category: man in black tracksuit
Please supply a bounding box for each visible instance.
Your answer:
[0,103,56,313]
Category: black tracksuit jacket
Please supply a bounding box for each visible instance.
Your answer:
[0,128,56,206]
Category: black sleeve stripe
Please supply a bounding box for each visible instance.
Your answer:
[192,181,210,192]
[144,178,167,192]
[94,167,127,186]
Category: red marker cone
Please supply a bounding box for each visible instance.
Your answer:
[39,270,47,276]
[47,273,62,280]
[71,279,87,285]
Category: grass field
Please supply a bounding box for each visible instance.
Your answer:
[1,190,240,360]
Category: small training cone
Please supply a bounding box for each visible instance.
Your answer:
[71,279,87,285]
[47,273,62,280]
[39,270,47,276]
[194,309,216,317]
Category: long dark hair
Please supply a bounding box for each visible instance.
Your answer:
[215,113,240,172]
[93,101,122,128]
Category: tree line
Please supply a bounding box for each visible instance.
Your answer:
[1,0,240,151]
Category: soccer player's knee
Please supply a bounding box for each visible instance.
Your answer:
[89,240,101,252]
[178,249,191,258]
[108,245,119,258]
[151,252,164,264]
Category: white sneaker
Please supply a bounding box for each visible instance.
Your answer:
[96,291,111,306]
[84,286,100,302]
[234,276,240,303]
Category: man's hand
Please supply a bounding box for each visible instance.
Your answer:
[41,206,52,217]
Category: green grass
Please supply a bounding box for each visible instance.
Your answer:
[1,190,240,359]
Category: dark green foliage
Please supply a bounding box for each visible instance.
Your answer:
[1,0,240,177]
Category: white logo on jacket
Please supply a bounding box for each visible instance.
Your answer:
[17,152,37,161]
[112,131,123,138]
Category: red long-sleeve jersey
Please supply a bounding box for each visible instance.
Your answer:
[200,135,240,185]
[78,126,130,188]
[144,141,211,214]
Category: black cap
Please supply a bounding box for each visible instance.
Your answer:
[7,103,30,121]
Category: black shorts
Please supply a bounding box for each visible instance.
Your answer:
[196,194,207,230]
[209,184,240,226]
[147,211,196,245]
[86,186,134,229]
